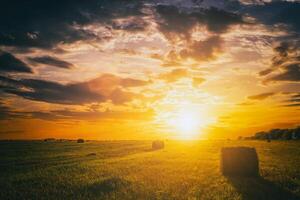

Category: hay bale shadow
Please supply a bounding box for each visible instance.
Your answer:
[87,177,130,196]
[227,176,300,200]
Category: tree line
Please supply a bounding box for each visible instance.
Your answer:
[239,126,300,140]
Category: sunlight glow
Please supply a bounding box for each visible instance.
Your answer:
[166,106,211,140]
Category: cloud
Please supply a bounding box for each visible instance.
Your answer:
[120,77,150,87]
[0,102,14,120]
[0,100,28,120]
[49,109,155,121]
[0,74,149,105]
[260,41,300,83]
[155,35,223,66]
[152,3,244,66]
[266,63,300,83]
[155,5,198,41]
[259,68,274,76]
[237,101,255,106]
[247,92,275,100]
[201,6,245,33]
[159,68,188,82]
[245,1,300,83]
[109,88,137,105]
[86,74,150,96]
[0,98,155,121]
[155,5,244,41]
[111,17,148,32]
[0,51,32,73]
[180,36,223,62]
[27,56,74,69]
[0,107,155,122]
[3,78,106,105]
[243,1,300,32]
[284,103,300,107]
[279,92,300,107]
[0,0,147,49]
[291,93,300,99]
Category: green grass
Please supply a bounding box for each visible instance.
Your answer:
[0,140,300,200]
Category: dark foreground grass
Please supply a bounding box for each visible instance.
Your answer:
[0,140,299,200]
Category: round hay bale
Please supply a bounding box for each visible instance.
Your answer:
[77,138,85,143]
[221,147,259,176]
[152,140,164,150]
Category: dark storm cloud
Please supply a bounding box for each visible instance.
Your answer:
[243,1,300,32]
[0,74,149,105]
[1,0,298,51]
[2,78,106,105]
[260,41,300,83]
[0,75,22,88]
[267,63,300,82]
[0,0,147,49]
[0,100,28,120]
[0,51,32,73]
[0,102,13,120]
[270,41,300,71]
[155,4,244,40]
[152,2,244,65]
[27,56,74,69]
[243,1,300,84]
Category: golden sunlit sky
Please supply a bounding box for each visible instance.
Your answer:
[0,0,300,140]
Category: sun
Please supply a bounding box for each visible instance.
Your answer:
[166,106,209,140]
[176,110,199,134]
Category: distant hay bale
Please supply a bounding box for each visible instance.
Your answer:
[221,147,259,176]
[87,153,96,156]
[152,140,164,150]
[44,138,55,142]
[77,138,85,143]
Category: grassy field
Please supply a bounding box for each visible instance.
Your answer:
[0,140,300,200]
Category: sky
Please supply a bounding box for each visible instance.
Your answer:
[0,0,300,140]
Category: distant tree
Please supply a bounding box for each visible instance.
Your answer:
[255,131,267,140]
[294,127,300,140]
[269,129,283,140]
[282,130,292,140]
[251,126,300,141]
